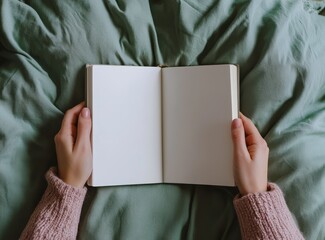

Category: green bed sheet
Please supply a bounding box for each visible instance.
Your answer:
[1,0,325,239]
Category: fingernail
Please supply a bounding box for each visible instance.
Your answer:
[81,108,90,118]
[232,118,242,129]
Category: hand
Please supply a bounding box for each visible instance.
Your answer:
[231,113,269,196]
[54,102,92,188]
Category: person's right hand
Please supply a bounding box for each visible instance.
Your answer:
[231,113,269,196]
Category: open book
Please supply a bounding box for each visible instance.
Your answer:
[86,64,239,187]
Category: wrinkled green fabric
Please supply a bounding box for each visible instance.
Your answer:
[1,0,325,239]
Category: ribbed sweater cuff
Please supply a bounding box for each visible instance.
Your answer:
[20,167,87,240]
[45,167,87,201]
[233,183,304,240]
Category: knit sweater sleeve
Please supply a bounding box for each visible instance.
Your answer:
[233,183,304,240]
[20,167,87,240]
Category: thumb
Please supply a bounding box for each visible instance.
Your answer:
[75,108,92,149]
[231,118,250,161]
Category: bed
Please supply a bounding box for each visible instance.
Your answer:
[1,0,325,239]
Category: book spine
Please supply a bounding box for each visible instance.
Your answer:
[86,65,94,186]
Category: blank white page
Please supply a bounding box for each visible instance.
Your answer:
[87,65,162,186]
[162,65,238,186]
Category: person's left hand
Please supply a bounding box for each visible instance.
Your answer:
[54,102,92,188]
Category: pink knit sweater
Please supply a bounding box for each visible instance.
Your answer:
[20,168,87,240]
[233,183,304,240]
[21,169,304,240]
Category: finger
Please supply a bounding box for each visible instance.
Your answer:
[75,108,92,150]
[60,102,85,135]
[231,118,251,161]
[239,113,263,142]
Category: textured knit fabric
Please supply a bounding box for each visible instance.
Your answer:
[233,183,304,240]
[20,168,87,240]
[21,170,303,240]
